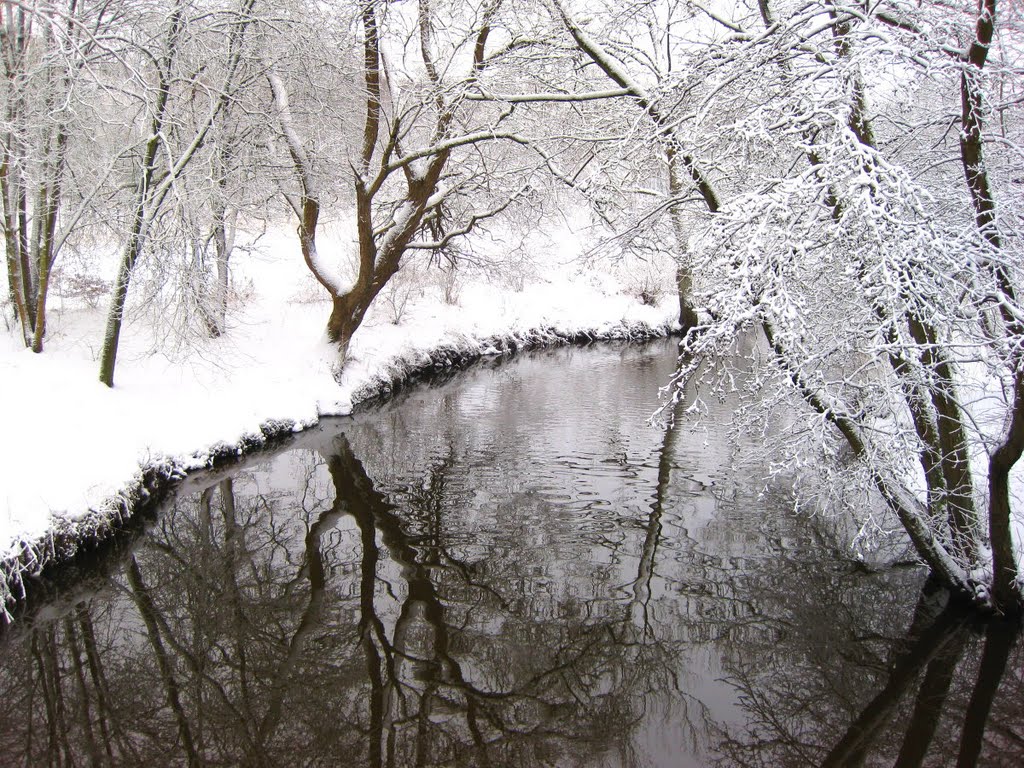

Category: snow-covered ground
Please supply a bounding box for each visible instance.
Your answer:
[0,220,678,614]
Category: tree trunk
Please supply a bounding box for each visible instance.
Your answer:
[31,124,69,353]
[211,206,235,337]
[905,316,980,565]
[98,230,145,388]
[668,148,700,333]
[959,0,1000,251]
[325,256,401,366]
[97,3,178,386]
[3,227,32,346]
[2,128,33,346]
[987,377,1024,612]
[17,186,36,332]
[326,293,363,364]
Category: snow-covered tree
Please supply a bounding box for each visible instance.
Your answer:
[97,0,261,386]
[1,0,121,352]
[267,0,613,370]
[665,0,1024,612]
[2,1,263,371]
[541,0,776,331]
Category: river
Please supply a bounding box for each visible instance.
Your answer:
[0,339,1020,766]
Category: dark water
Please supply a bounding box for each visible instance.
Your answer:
[1,340,1021,767]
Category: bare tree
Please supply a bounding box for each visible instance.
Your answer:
[97,0,259,387]
[538,0,737,332]
[1,0,119,352]
[268,0,584,371]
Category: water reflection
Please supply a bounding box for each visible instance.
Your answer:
[0,341,1020,766]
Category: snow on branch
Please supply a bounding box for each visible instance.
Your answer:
[465,88,633,103]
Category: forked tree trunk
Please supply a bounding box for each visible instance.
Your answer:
[272,1,502,370]
[326,291,372,364]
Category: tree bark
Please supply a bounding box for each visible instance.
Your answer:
[98,220,148,387]
[988,377,1024,612]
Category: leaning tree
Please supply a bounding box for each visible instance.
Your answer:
[659,0,1024,613]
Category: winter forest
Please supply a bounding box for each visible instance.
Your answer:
[2,0,1024,686]
[2,0,1024,762]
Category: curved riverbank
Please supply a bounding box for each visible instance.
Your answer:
[1,314,677,621]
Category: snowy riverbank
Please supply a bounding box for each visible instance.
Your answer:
[0,230,679,617]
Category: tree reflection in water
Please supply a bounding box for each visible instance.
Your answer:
[0,341,1021,766]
